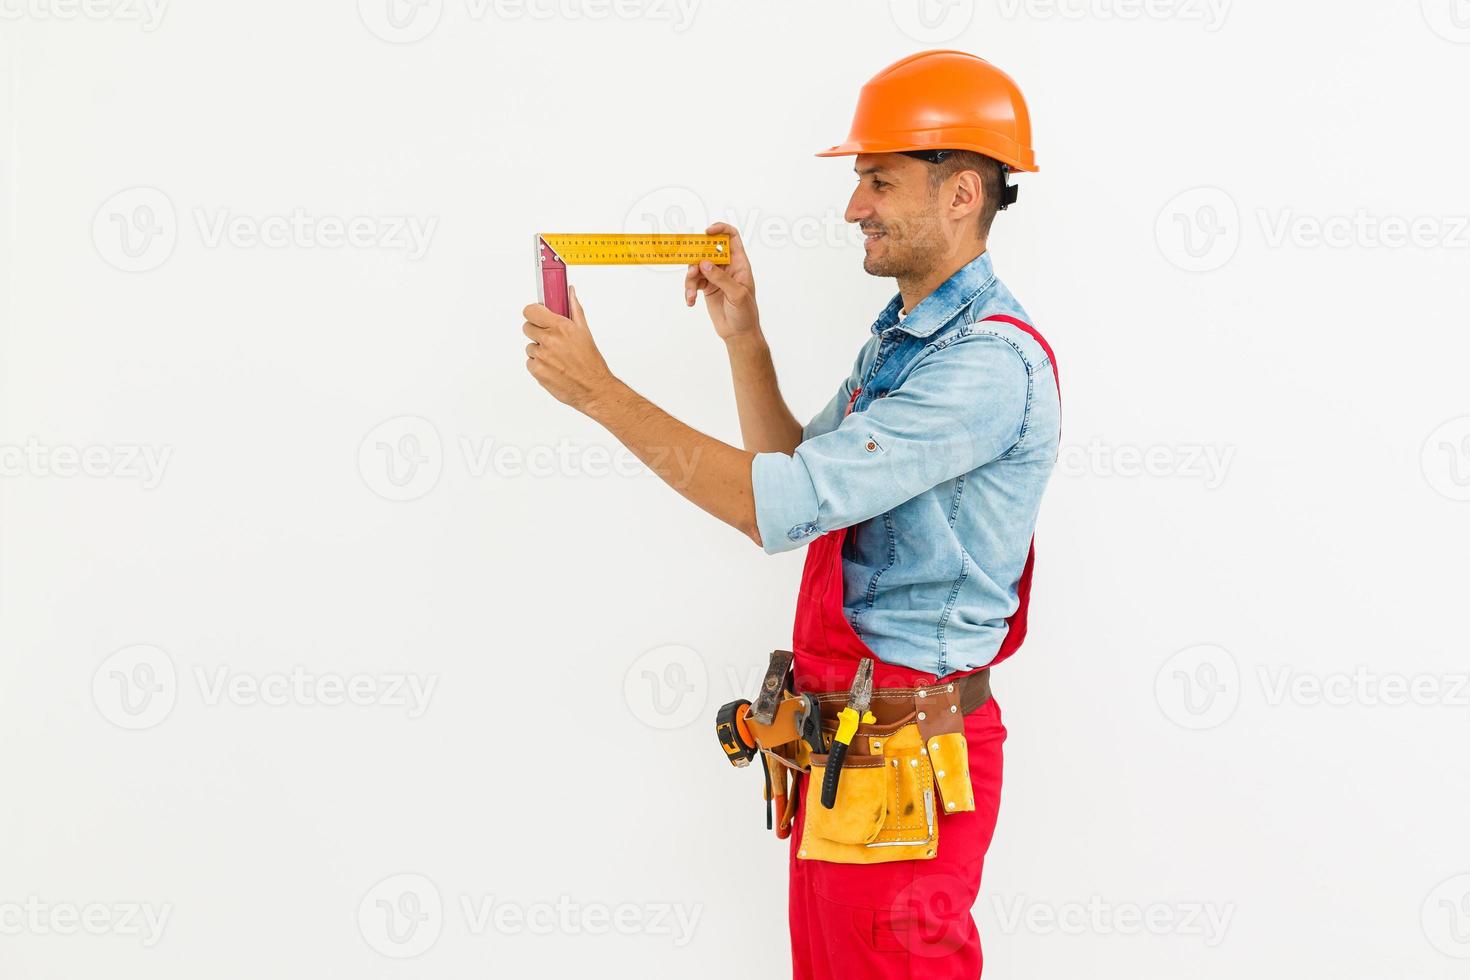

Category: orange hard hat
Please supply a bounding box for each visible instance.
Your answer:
[816,49,1038,174]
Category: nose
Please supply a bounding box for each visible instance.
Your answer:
[845,186,871,226]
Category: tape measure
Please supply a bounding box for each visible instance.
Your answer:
[535,233,731,316]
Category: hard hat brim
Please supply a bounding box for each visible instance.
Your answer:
[815,138,1038,173]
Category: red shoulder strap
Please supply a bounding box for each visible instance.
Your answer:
[976,313,1059,670]
[979,313,1060,399]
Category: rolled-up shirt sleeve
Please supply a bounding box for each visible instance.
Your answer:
[752,332,1030,555]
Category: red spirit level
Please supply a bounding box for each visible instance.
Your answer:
[535,233,731,317]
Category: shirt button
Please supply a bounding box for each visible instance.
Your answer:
[786,521,819,541]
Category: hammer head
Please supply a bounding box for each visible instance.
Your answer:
[747,649,794,725]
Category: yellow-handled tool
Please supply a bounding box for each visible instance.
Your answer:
[820,658,876,809]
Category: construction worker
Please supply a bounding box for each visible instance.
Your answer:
[523,49,1058,977]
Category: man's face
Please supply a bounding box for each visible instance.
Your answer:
[845,152,960,279]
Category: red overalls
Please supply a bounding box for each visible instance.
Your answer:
[787,315,1058,978]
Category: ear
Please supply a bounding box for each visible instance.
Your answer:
[948,169,985,222]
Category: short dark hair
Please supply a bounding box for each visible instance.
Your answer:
[921,150,1006,240]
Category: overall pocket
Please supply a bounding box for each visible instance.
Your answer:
[797,719,940,864]
[803,754,888,845]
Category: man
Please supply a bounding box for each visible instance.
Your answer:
[524,50,1058,978]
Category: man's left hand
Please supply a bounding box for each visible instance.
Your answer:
[523,285,617,412]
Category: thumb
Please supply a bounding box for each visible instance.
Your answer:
[700,260,748,303]
[567,284,589,328]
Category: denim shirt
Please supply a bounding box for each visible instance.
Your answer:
[751,252,1060,677]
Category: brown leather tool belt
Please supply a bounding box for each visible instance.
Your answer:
[750,668,992,771]
[805,667,992,722]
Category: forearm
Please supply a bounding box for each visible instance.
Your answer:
[725,332,803,454]
[587,379,762,545]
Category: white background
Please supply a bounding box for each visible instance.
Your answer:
[3,1,1469,977]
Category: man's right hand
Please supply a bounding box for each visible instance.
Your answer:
[685,222,760,342]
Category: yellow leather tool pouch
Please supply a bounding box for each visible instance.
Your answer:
[797,681,981,864]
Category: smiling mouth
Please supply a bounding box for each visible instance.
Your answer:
[862,230,886,245]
